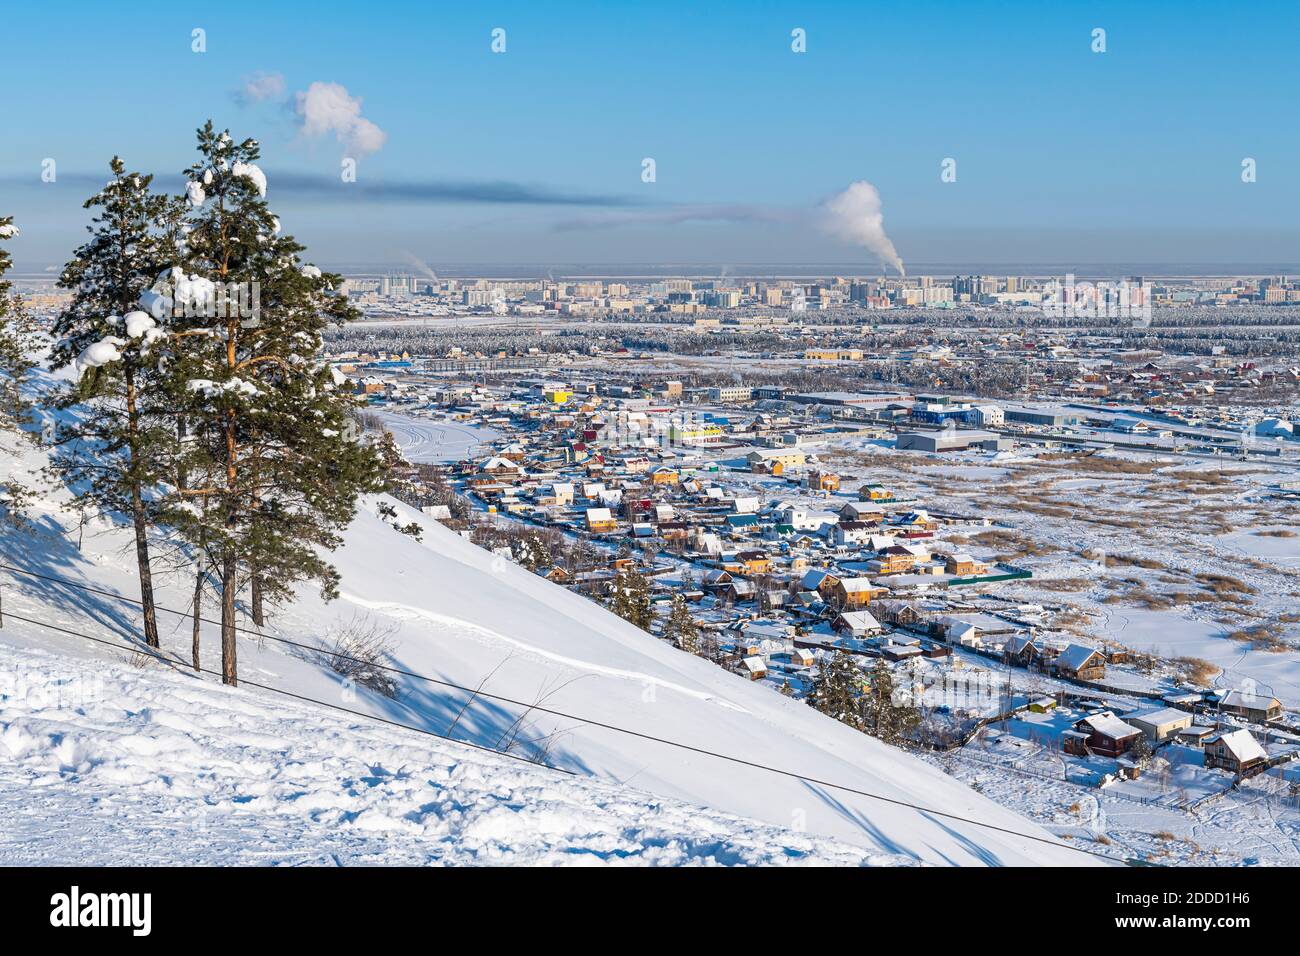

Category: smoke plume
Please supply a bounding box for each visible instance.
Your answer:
[821,180,904,276]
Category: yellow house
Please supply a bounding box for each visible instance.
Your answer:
[543,388,571,404]
[859,483,895,501]
[669,423,724,446]
[746,450,806,470]
[809,471,840,492]
[733,550,771,575]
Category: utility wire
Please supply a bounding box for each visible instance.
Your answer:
[0,609,574,776]
[0,561,1140,865]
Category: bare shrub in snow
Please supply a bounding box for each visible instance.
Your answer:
[320,613,400,699]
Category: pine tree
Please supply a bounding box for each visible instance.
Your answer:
[0,216,36,432]
[663,593,699,653]
[860,658,920,747]
[607,571,632,621]
[1128,734,1155,769]
[808,650,865,731]
[0,216,38,531]
[607,566,654,630]
[376,430,405,488]
[625,566,654,630]
[168,122,385,684]
[48,165,186,649]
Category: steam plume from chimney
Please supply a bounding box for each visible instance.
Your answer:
[821,180,904,276]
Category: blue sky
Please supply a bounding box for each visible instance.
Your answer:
[2,0,1298,271]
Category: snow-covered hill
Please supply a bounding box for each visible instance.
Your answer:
[0,640,908,865]
[0,429,1100,866]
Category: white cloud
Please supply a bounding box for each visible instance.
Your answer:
[237,71,286,105]
[293,81,387,156]
[820,180,904,276]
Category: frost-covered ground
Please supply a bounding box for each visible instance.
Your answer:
[0,641,906,867]
[377,410,498,463]
[782,437,1300,865]
[815,439,1300,705]
[0,424,1093,867]
[925,730,1300,866]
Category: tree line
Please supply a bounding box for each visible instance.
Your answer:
[0,122,387,685]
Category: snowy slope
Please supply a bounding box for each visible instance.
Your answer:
[0,641,905,866]
[0,428,1101,866]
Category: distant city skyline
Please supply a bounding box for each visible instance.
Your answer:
[2,1,1298,271]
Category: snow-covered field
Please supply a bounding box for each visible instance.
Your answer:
[816,439,1300,706]
[377,411,498,463]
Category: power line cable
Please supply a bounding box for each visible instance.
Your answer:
[0,609,574,776]
[0,561,1139,865]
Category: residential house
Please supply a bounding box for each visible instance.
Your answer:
[657,521,690,541]
[831,577,885,609]
[721,580,757,604]
[869,544,929,575]
[1203,729,1268,775]
[585,507,617,532]
[778,506,839,533]
[833,521,877,547]
[1003,634,1040,667]
[700,569,733,592]
[1128,707,1194,743]
[858,483,895,502]
[732,550,772,575]
[807,470,840,492]
[650,466,680,486]
[1053,644,1107,681]
[875,600,923,626]
[882,642,924,662]
[747,449,808,470]
[833,610,883,637]
[799,568,841,600]
[1067,711,1143,757]
[478,456,522,480]
[894,510,938,532]
[944,553,989,576]
[1216,689,1284,723]
[839,502,884,523]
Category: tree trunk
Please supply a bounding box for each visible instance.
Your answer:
[251,573,265,627]
[191,566,203,672]
[130,491,160,648]
[221,551,237,686]
[124,366,160,649]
